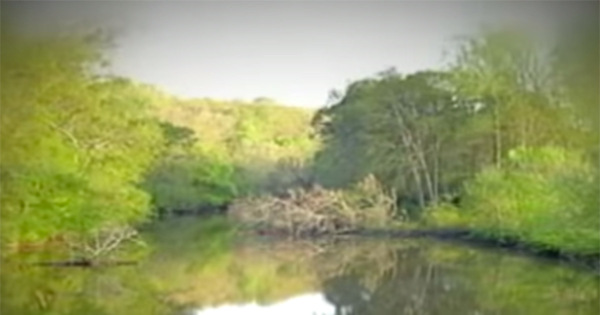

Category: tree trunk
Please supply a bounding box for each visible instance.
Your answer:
[389,102,434,206]
[493,103,502,168]
[411,164,426,209]
[412,137,436,204]
[432,140,440,203]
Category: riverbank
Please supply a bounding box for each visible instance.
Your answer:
[225,183,599,274]
[231,214,599,274]
[334,227,600,274]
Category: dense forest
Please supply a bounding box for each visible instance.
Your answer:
[1,19,598,260]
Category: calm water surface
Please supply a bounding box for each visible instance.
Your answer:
[2,218,598,315]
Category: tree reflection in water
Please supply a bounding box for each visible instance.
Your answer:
[2,219,598,315]
[320,242,598,315]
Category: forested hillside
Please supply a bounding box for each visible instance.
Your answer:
[145,97,317,215]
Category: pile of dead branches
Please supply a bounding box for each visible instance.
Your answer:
[228,175,396,237]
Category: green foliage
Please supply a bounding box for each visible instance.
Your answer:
[261,157,314,195]
[423,202,466,228]
[428,147,599,254]
[143,151,237,212]
[553,25,600,160]
[314,25,598,255]
[0,28,318,241]
[0,31,164,246]
[313,71,462,208]
[143,97,318,214]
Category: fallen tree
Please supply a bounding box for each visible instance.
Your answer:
[65,225,142,259]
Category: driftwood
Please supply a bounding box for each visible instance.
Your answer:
[28,226,143,268]
[66,225,141,259]
[34,259,137,268]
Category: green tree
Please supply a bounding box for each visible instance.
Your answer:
[1,30,163,247]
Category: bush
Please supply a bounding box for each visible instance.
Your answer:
[423,202,466,228]
[433,146,599,254]
[143,153,237,214]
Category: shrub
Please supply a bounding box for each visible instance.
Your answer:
[423,202,466,228]
[143,153,237,215]
[457,146,599,254]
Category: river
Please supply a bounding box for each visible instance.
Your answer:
[1,217,598,315]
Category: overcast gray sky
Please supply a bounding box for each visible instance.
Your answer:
[4,1,596,108]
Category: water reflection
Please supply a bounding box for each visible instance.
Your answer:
[1,218,598,315]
